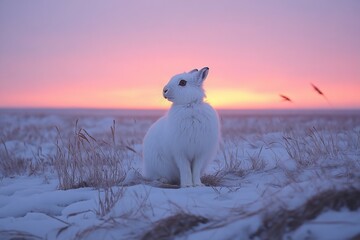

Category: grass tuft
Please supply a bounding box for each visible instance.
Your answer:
[201,172,225,187]
[251,188,360,239]
[282,127,343,167]
[53,120,127,190]
[0,139,29,177]
[141,212,209,240]
[0,230,42,240]
[96,186,125,217]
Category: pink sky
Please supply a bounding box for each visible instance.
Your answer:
[0,1,359,109]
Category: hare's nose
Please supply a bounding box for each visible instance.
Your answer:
[163,88,169,99]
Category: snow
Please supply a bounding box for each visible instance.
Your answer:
[0,109,359,239]
[290,210,360,240]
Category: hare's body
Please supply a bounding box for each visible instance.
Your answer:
[143,67,220,187]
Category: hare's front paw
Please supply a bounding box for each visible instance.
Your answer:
[194,182,205,187]
[181,184,192,188]
[192,176,203,187]
[180,178,193,188]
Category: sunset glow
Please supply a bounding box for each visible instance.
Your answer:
[1,1,359,109]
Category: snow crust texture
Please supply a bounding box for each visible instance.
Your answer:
[0,109,359,240]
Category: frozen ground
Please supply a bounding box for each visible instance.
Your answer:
[0,109,359,240]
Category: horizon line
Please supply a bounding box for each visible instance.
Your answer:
[1,106,359,112]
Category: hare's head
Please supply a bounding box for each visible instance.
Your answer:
[163,67,209,106]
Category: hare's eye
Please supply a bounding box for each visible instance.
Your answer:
[179,80,187,87]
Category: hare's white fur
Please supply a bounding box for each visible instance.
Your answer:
[143,67,220,187]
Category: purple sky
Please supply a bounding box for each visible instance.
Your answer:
[1,1,359,109]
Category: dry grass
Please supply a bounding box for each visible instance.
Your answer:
[201,172,226,187]
[141,212,209,240]
[0,230,42,240]
[220,142,245,177]
[202,140,268,187]
[0,141,52,178]
[281,126,360,181]
[53,120,127,190]
[251,188,360,239]
[67,186,153,240]
[0,140,29,177]
[96,186,126,217]
[1,111,360,239]
[283,127,342,167]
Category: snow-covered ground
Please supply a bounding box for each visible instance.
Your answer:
[0,109,359,240]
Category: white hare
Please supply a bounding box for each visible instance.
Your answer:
[143,67,220,187]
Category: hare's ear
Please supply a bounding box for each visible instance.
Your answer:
[189,69,198,74]
[197,67,209,84]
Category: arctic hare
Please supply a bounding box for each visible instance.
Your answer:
[143,67,220,187]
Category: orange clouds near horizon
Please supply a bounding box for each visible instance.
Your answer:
[1,81,359,110]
